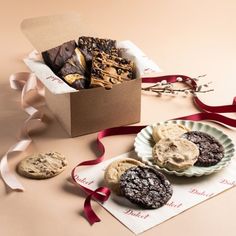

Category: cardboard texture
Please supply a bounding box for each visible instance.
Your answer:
[21,14,142,137]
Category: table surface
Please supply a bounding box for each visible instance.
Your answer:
[1,1,236,236]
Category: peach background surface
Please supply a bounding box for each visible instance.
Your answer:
[1,1,236,236]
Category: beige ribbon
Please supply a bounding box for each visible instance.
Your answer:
[0,71,45,191]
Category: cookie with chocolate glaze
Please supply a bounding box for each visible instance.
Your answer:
[120,166,173,209]
[181,131,224,167]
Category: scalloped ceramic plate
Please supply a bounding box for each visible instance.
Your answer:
[134,120,235,177]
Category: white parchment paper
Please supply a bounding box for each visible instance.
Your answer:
[75,151,236,234]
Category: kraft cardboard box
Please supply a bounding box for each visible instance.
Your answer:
[21,14,160,137]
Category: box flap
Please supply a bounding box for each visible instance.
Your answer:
[21,13,88,52]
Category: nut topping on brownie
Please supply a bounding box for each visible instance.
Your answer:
[78,36,119,65]
[90,51,134,89]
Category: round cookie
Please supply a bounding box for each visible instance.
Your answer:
[152,123,190,143]
[152,138,199,171]
[104,158,143,195]
[17,152,68,179]
[181,131,224,167]
[119,166,173,209]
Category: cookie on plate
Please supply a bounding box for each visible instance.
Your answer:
[152,123,190,143]
[120,166,173,209]
[152,138,199,171]
[182,131,224,167]
[104,158,143,195]
[17,152,68,179]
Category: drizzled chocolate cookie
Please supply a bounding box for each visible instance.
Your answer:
[90,51,134,89]
[120,166,173,209]
[182,131,224,167]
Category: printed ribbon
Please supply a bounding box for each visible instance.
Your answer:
[1,72,236,224]
[0,72,44,191]
[71,75,236,225]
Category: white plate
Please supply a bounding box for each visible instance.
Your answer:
[134,120,235,177]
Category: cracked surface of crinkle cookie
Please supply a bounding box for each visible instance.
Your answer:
[181,131,224,167]
[119,166,173,209]
[152,138,199,171]
[104,158,143,195]
[152,123,190,143]
[17,152,68,179]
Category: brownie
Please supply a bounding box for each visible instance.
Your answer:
[120,166,173,209]
[182,131,224,167]
[42,40,77,73]
[78,36,119,67]
[58,48,88,89]
[90,51,134,89]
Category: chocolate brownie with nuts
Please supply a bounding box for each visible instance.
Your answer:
[78,36,119,67]
[90,51,134,89]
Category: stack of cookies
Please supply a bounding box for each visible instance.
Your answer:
[152,123,224,171]
[104,158,173,209]
[42,36,135,90]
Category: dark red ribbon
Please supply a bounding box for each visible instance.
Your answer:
[72,75,236,225]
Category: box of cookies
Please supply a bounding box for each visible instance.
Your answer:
[20,14,160,137]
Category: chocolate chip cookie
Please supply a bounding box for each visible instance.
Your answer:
[152,138,199,171]
[17,152,68,179]
[152,123,190,143]
[120,166,173,209]
[182,131,224,167]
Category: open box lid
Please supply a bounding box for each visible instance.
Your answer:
[21,13,88,52]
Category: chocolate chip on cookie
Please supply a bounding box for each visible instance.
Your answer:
[181,131,224,167]
[120,166,173,209]
[17,152,68,179]
[152,138,199,171]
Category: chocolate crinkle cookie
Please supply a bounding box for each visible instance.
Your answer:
[181,131,224,167]
[119,166,173,209]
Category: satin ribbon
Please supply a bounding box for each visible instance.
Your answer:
[0,72,44,191]
[72,75,236,225]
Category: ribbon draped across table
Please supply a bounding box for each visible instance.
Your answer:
[73,75,236,224]
[1,72,236,224]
